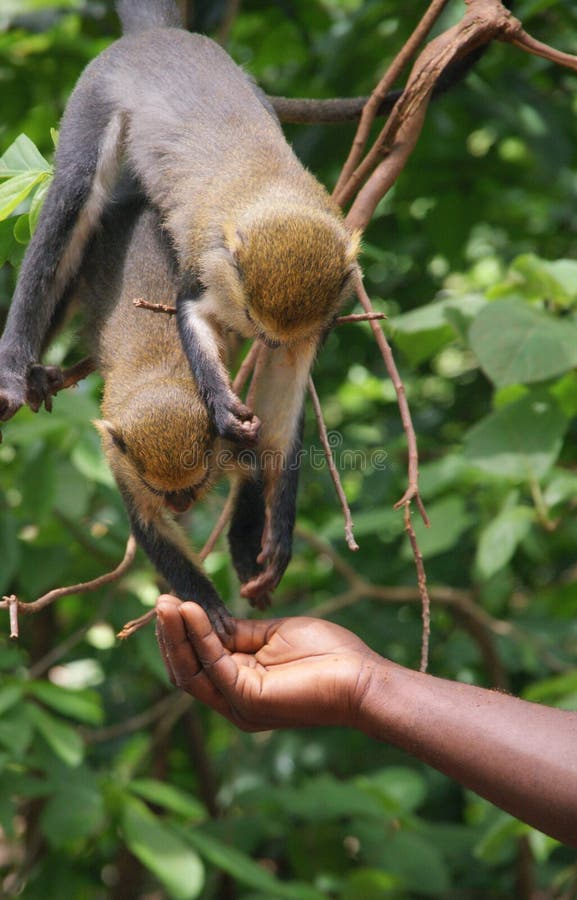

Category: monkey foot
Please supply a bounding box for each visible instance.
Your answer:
[26,364,65,413]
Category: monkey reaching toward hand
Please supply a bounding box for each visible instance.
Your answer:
[72,187,295,632]
[0,0,358,601]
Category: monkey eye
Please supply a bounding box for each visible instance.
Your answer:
[244,308,254,324]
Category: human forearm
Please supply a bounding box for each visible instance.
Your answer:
[358,660,577,847]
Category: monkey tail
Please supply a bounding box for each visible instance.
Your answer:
[116,0,182,34]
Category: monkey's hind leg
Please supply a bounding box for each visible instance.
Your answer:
[228,476,271,610]
[0,103,124,421]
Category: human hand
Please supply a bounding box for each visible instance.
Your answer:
[156,596,381,731]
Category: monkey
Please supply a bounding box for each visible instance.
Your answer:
[0,0,359,602]
[69,191,230,632]
[69,181,293,632]
[0,0,513,600]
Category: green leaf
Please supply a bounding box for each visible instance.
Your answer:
[469,298,577,387]
[185,827,324,900]
[379,831,450,895]
[463,392,567,482]
[0,684,22,717]
[511,253,577,307]
[342,868,403,900]
[28,704,84,767]
[356,767,427,815]
[0,707,34,757]
[27,681,104,726]
[523,670,577,707]
[475,506,535,580]
[402,495,472,560]
[0,134,51,175]
[0,172,46,221]
[121,796,205,900]
[272,774,389,822]
[40,774,106,847]
[129,779,206,821]
[29,174,52,232]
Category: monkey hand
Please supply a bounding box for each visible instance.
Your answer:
[26,364,65,413]
[213,394,261,446]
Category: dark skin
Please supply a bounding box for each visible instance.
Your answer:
[156,596,577,848]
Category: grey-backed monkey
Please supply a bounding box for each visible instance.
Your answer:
[73,189,288,631]
[0,0,358,600]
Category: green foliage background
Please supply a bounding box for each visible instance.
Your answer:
[0,0,577,896]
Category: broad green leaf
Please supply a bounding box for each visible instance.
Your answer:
[356,767,427,814]
[523,670,577,707]
[511,254,577,307]
[469,298,577,387]
[474,813,528,863]
[0,684,22,717]
[27,681,104,726]
[463,392,567,482]
[272,774,389,822]
[0,134,51,176]
[342,868,402,900]
[29,174,52,232]
[129,779,206,821]
[28,704,84,767]
[475,506,535,580]
[185,827,324,900]
[0,707,34,757]
[402,495,471,560]
[40,776,106,847]
[0,172,46,221]
[121,797,204,900]
[379,831,450,895]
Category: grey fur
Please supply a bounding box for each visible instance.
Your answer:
[116,0,182,33]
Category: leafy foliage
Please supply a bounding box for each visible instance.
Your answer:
[0,0,577,897]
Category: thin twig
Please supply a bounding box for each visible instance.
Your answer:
[333,0,451,198]
[2,535,137,636]
[133,297,176,314]
[404,503,431,673]
[355,275,428,523]
[335,312,386,325]
[511,28,577,72]
[308,376,359,552]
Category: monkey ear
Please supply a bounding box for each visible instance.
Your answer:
[94,419,128,454]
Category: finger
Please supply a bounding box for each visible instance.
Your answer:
[156,600,202,684]
[178,603,252,695]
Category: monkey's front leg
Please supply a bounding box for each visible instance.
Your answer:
[176,293,260,445]
[123,496,233,637]
[0,106,123,421]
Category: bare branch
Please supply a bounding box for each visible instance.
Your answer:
[2,535,137,636]
[335,312,386,325]
[133,297,176,314]
[355,275,428,523]
[333,0,451,197]
[404,502,431,673]
[308,377,359,552]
